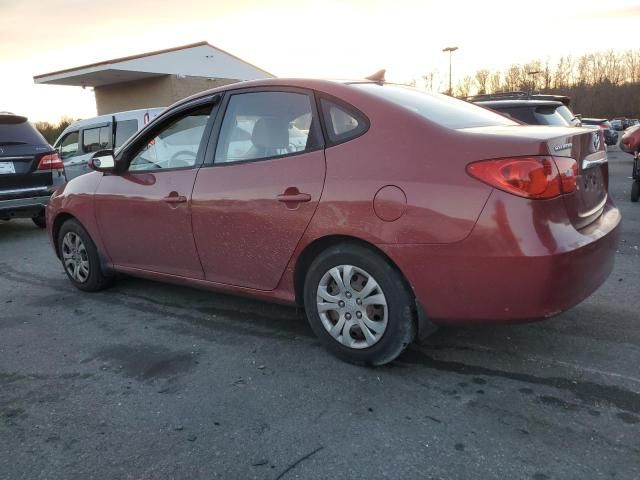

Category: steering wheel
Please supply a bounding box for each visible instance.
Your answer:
[169,150,197,168]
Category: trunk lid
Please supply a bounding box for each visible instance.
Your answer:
[546,128,608,229]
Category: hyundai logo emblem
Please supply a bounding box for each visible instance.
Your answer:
[592,132,601,151]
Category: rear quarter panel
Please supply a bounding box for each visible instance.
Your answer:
[300,85,497,246]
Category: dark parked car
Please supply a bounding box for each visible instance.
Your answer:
[611,119,623,131]
[468,92,581,127]
[0,113,66,228]
[581,118,619,146]
[46,79,620,365]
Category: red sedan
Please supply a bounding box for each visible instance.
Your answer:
[46,78,621,365]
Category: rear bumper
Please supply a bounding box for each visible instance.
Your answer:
[379,192,621,325]
[0,194,49,217]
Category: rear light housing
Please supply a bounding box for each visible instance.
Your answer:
[467,156,578,199]
[37,152,64,170]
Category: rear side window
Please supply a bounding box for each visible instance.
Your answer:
[320,99,367,143]
[0,115,48,145]
[115,119,138,148]
[354,84,517,129]
[83,125,112,152]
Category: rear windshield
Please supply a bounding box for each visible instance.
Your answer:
[0,116,48,145]
[353,83,517,129]
[554,105,576,125]
[533,106,571,126]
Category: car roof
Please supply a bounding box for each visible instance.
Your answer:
[169,78,383,111]
[474,99,564,108]
[65,107,165,130]
[581,118,608,123]
[0,112,29,123]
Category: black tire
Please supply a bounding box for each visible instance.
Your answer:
[57,219,112,292]
[632,181,640,203]
[32,212,46,228]
[303,243,416,366]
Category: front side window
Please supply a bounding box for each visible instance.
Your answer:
[58,131,80,160]
[83,126,111,152]
[215,91,318,164]
[129,106,210,171]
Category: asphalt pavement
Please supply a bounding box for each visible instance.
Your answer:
[1,146,639,480]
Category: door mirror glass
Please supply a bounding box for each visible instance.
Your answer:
[89,149,116,172]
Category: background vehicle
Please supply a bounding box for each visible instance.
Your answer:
[581,118,618,146]
[469,92,581,127]
[54,108,163,180]
[0,112,65,228]
[621,124,640,202]
[47,79,620,365]
[611,119,623,131]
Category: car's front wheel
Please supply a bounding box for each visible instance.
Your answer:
[58,219,112,292]
[303,243,416,366]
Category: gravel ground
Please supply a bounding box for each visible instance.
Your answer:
[0,146,639,480]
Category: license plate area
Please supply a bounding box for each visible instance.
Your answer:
[0,162,16,174]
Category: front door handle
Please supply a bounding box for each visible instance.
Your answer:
[163,193,187,204]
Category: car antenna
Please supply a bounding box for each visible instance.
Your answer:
[365,69,386,83]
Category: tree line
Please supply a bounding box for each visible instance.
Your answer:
[427,49,640,119]
[34,116,74,145]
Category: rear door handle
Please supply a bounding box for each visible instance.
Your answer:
[277,192,311,203]
[163,194,187,204]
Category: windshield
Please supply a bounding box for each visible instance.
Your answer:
[353,83,517,129]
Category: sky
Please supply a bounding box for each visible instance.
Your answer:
[1,0,640,122]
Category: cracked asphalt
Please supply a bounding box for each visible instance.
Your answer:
[1,146,639,480]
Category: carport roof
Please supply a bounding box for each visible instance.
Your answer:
[33,41,274,87]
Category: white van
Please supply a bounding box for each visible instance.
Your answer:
[54,107,164,180]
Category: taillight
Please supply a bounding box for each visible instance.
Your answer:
[37,152,64,170]
[467,156,578,199]
[553,157,579,194]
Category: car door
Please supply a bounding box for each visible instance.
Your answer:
[191,88,326,290]
[55,130,84,177]
[66,124,111,180]
[94,98,218,279]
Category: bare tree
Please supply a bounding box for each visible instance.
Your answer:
[454,75,474,98]
[422,71,436,91]
[488,71,502,93]
[473,69,490,94]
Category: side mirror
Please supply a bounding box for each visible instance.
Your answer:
[88,149,116,173]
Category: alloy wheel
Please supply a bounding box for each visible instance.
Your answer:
[62,232,90,283]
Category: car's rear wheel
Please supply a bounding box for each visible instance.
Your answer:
[631,180,640,203]
[58,219,112,292]
[303,243,416,366]
[32,211,46,228]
